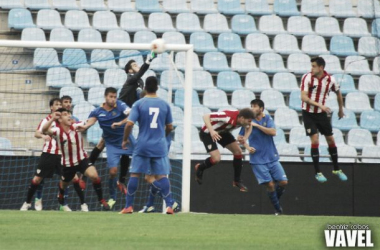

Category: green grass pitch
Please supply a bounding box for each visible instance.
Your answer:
[0,210,379,250]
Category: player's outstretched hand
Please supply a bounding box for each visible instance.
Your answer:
[52,111,61,120]
[75,125,87,133]
[111,122,122,129]
[122,139,130,149]
[237,135,245,145]
[338,109,345,120]
[148,51,157,62]
[320,105,331,114]
[210,130,221,142]
[247,147,256,154]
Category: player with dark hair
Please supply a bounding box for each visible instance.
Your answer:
[194,108,254,191]
[61,96,79,122]
[238,99,288,215]
[301,57,347,183]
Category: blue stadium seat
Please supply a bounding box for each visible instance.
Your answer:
[104,68,127,89]
[120,12,147,32]
[174,89,201,109]
[361,146,380,164]
[273,73,298,93]
[203,52,230,72]
[274,107,301,130]
[289,89,302,111]
[346,92,373,113]
[175,52,203,71]
[0,0,24,9]
[301,35,329,55]
[320,55,343,74]
[347,128,374,150]
[135,0,162,13]
[106,30,130,44]
[203,89,230,110]
[301,0,328,17]
[75,68,102,89]
[150,53,171,71]
[304,145,331,162]
[259,15,287,35]
[260,89,286,111]
[87,122,102,145]
[134,31,157,43]
[259,53,287,74]
[119,50,144,68]
[325,92,339,112]
[192,106,212,128]
[360,110,380,132]
[330,36,357,57]
[62,49,90,69]
[190,32,218,53]
[163,0,189,13]
[8,9,35,30]
[334,74,356,94]
[231,14,257,35]
[287,53,311,74]
[91,49,118,70]
[78,29,102,43]
[73,101,96,122]
[65,10,91,31]
[315,17,342,37]
[50,27,74,42]
[92,11,119,32]
[217,33,245,53]
[176,13,203,34]
[218,0,244,15]
[191,0,218,14]
[88,86,106,106]
[171,105,184,127]
[343,18,371,38]
[0,137,14,156]
[372,19,380,38]
[52,0,80,10]
[273,0,300,16]
[46,67,75,88]
[276,144,302,162]
[157,87,168,101]
[245,72,271,92]
[289,127,310,148]
[80,0,107,11]
[192,71,214,91]
[231,90,255,109]
[25,0,51,9]
[231,53,259,73]
[273,34,302,55]
[332,108,359,131]
[273,128,286,145]
[59,86,85,105]
[160,70,184,90]
[245,33,273,54]
[358,37,379,57]
[329,0,356,18]
[375,94,380,111]
[358,0,380,19]
[162,32,186,44]
[204,14,231,34]
[34,48,60,68]
[359,75,380,95]
[108,0,134,12]
[374,56,380,74]
[37,10,63,30]
[345,56,373,76]
[148,13,176,33]
[21,27,46,41]
[245,0,272,15]
[217,71,243,92]
[287,16,314,36]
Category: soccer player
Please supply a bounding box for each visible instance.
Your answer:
[61,96,79,122]
[238,99,288,215]
[77,87,134,209]
[194,108,255,191]
[41,108,110,210]
[301,57,347,183]
[120,76,175,214]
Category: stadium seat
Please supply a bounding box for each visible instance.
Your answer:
[204,14,231,34]
[217,33,245,53]
[80,0,107,11]
[157,87,168,101]
[59,86,85,105]
[245,0,272,15]
[78,29,102,43]
[372,19,380,38]
[33,48,60,68]
[203,52,230,72]
[289,126,310,148]
[217,71,243,92]
[347,128,374,149]
[119,50,144,68]
[245,72,271,92]
[37,10,63,30]
[62,49,90,69]
[287,53,311,74]
[50,27,74,42]
[90,49,118,70]
[259,53,287,74]
[25,0,51,9]
[325,92,339,112]
[75,68,101,89]
[315,17,342,37]
[142,69,157,83]
[332,108,359,131]
[301,35,329,55]
[176,13,203,34]
[190,32,218,53]
[0,137,14,156]
[245,33,273,54]
[120,12,147,32]
[108,0,134,12]
[345,92,372,113]
[148,13,176,33]
[344,56,373,76]
[301,0,328,17]
[174,89,201,109]
[8,9,35,30]
[65,10,91,31]
[92,11,119,32]
[162,32,186,45]
[192,71,215,91]
[217,0,244,15]
[0,0,24,9]
[273,0,300,16]
[343,18,371,38]
[73,101,96,122]
[276,144,302,162]
[375,94,380,111]
[160,70,184,90]
[134,31,157,44]
[231,53,259,73]
[171,105,184,127]
[260,89,286,111]
[304,145,331,163]
[231,15,257,35]
[373,56,380,74]
[203,89,230,110]
[358,37,379,57]
[319,128,345,146]
[334,74,356,94]
[192,106,212,128]
[361,146,380,163]
[358,75,380,95]
[174,125,200,143]
[273,73,299,93]
[106,30,130,44]
[46,67,75,88]
[273,34,302,55]
[320,55,343,74]
[274,107,301,130]
[163,0,189,13]
[358,0,380,19]
[329,0,356,18]
[136,0,162,13]
[360,110,380,132]
[169,141,183,159]
[330,36,357,57]
[273,128,286,145]
[191,0,218,14]
[287,16,314,36]
[150,53,171,71]
[289,90,302,111]
[175,52,203,71]
[231,90,255,110]
[103,68,127,89]
[87,122,102,145]
[259,15,287,35]
[21,27,46,41]
[88,86,106,106]
[52,0,80,10]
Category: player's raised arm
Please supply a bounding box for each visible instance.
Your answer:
[42,112,60,136]
[76,117,97,132]
[202,114,222,142]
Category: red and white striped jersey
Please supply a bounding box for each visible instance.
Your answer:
[301,71,339,113]
[201,110,240,134]
[37,115,60,155]
[51,122,87,167]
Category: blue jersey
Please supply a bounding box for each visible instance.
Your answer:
[239,114,279,165]
[128,97,173,157]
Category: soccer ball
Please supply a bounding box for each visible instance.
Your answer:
[151,39,166,54]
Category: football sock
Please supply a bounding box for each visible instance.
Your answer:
[92,177,104,202]
[36,179,44,199]
[198,157,216,171]
[73,180,85,204]
[63,187,69,205]
[233,155,243,182]
[109,178,117,200]
[311,144,320,174]
[276,185,285,200]
[146,184,159,207]
[89,146,102,165]
[125,177,139,208]
[157,177,174,208]
[58,183,66,205]
[328,143,340,171]
[119,155,130,184]
[267,191,281,212]
[26,180,39,203]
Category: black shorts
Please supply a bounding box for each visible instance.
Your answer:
[302,110,333,136]
[35,153,62,178]
[61,158,90,183]
[199,131,236,153]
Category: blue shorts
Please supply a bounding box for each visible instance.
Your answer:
[250,161,288,185]
[130,155,170,175]
[105,143,133,169]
